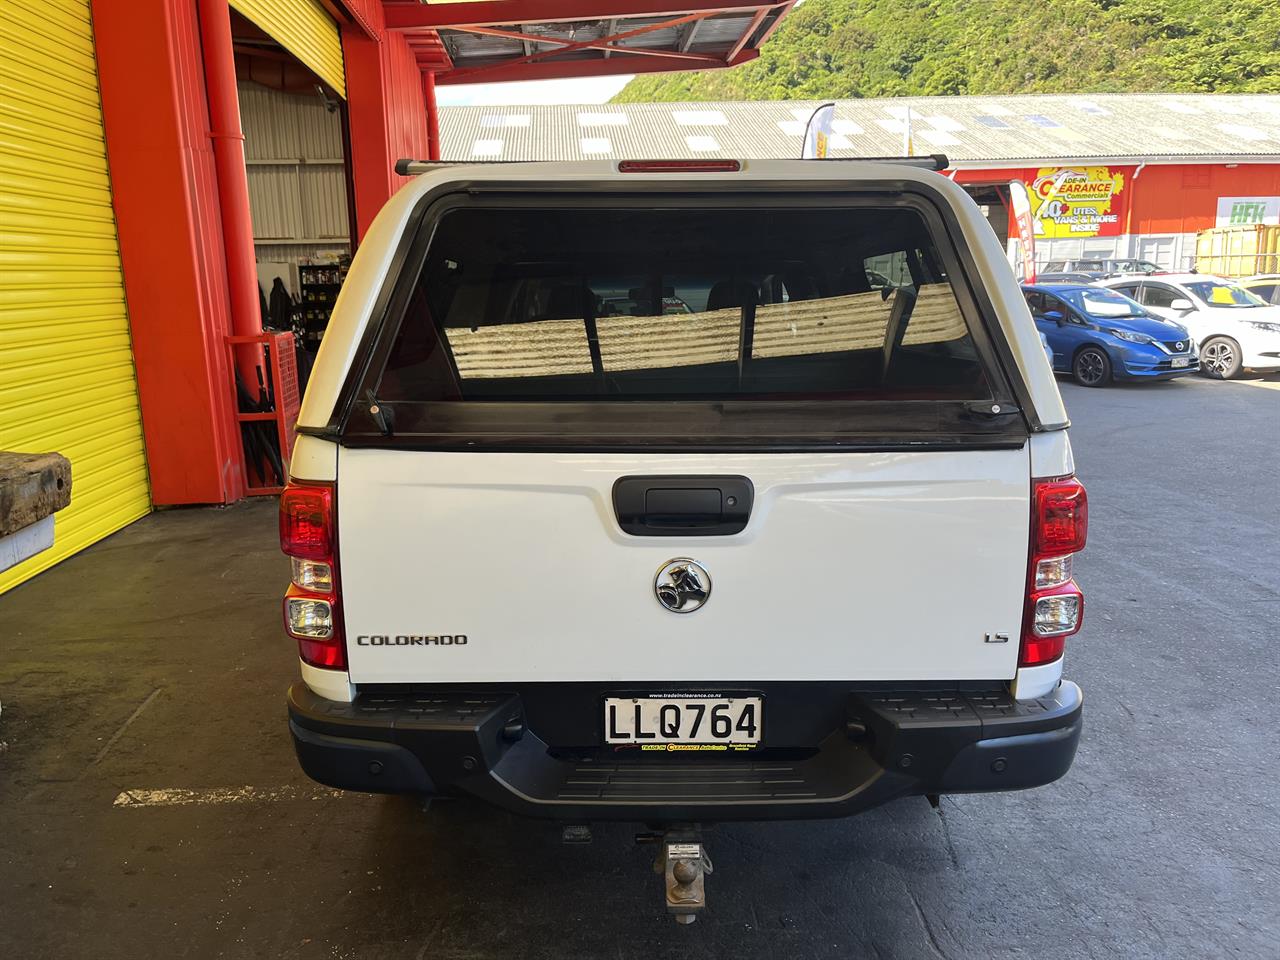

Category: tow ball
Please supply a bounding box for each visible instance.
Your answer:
[650,828,711,924]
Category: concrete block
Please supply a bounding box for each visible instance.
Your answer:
[0,514,55,574]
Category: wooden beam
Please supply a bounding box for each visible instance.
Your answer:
[0,452,72,538]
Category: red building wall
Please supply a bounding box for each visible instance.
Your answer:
[93,0,435,504]
[1127,163,1280,235]
[956,162,1280,238]
[383,34,430,178]
[342,10,431,241]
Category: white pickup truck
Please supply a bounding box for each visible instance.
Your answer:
[280,158,1087,920]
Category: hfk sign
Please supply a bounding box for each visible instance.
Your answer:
[1216,196,1280,226]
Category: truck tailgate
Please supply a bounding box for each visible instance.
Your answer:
[338,447,1029,684]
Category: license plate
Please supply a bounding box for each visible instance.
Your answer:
[604,696,762,745]
[1172,357,1190,368]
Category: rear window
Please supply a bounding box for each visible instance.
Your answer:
[1185,280,1267,308]
[345,197,1023,449]
[1060,287,1146,318]
[377,206,990,402]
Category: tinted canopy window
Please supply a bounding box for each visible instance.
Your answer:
[377,206,993,404]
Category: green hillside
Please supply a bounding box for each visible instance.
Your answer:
[614,0,1280,102]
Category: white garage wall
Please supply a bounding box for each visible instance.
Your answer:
[1035,233,1199,271]
[238,81,350,294]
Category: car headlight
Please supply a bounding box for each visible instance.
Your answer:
[1107,328,1155,345]
[1243,320,1280,334]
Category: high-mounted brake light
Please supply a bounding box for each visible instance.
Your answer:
[618,159,742,173]
[1021,476,1088,668]
[280,481,346,670]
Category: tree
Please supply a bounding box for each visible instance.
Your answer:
[613,0,1280,102]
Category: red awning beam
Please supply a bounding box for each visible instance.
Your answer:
[436,3,792,83]
[754,0,794,46]
[725,5,769,61]
[439,9,717,83]
[435,52,754,83]
[446,22,724,65]
[385,1,782,30]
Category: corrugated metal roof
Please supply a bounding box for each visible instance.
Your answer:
[439,94,1280,165]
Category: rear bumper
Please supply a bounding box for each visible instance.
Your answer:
[288,680,1082,822]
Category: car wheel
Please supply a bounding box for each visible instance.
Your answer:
[1199,336,1243,380]
[1072,346,1111,387]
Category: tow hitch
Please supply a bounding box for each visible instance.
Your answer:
[642,827,712,924]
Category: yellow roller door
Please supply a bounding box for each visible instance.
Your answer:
[230,0,346,97]
[0,0,151,593]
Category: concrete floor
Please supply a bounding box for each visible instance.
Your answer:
[2,373,1278,959]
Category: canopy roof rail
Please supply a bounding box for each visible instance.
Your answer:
[395,158,534,175]
[821,154,950,171]
[396,154,949,176]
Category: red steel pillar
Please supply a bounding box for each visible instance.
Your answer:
[342,24,431,239]
[423,71,441,161]
[93,0,244,503]
[197,0,264,393]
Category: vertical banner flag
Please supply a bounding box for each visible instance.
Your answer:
[802,103,836,159]
[903,105,914,157]
[1009,179,1037,283]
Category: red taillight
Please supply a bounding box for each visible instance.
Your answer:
[1021,476,1088,668]
[280,485,333,559]
[1034,478,1088,555]
[280,481,345,670]
[618,159,742,173]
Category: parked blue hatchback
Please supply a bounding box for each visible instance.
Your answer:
[1022,283,1200,387]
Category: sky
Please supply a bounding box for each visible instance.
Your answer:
[435,75,635,106]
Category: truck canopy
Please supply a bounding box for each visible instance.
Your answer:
[297,160,1067,436]
[295,161,1069,686]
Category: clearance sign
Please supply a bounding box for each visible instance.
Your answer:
[1029,166,1128,238]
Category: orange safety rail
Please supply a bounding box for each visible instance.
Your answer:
[225,332,300,496]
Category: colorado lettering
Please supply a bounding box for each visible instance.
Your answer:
[356,634,467,646]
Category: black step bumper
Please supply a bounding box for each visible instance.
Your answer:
[287,681,1082,822]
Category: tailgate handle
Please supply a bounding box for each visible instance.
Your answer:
[612,476,753,537]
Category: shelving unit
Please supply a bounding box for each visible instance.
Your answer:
[298,262,348,348]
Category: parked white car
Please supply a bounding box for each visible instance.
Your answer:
[1099,273,1280,379]
[1241,274,1280,306]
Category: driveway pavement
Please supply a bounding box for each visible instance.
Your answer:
[2,373,1277,959]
